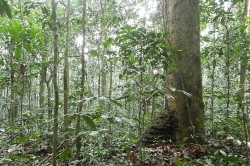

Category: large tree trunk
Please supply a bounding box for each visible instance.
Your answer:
[143,0,205,144]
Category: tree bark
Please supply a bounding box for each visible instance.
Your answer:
[143,0,205,144]
[7,40,18,126]
[63,0,70,150]
[39,55,46,119]
[99,0,107,110]
[76,0,86,158]
[238,0,249,115]
[51,0,59,165]
[238,0,249,161]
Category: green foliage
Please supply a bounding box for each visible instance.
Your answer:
[195,150,247,165]
[0,18,45,56]
[0,0,12,19]
[112,25,170,68]
[82,115,97,130]
[105,25,170,109]
[0,0,250,165]
[59,150,70,161]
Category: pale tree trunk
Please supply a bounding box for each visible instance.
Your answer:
[44,0,52,123]
[39,55,46,119]
[39,34,50,120]
[28,66,32,110]
[238,0,249,161]
[99,0,107,110]
[51,0,59,165]
[63,0,70,150]
[108,55,113,110]
[7,40,18,126]
[40,41,54,122]
[76,0,86,157]
[210,26,217,139]
[238,0,249,114]
[45,73,52,121]
[100,59,107,102]
[7,0,17,124]
[144,0,205,144]
[10,51,18,125]
[19,62,26,126]
[225,25,231,118]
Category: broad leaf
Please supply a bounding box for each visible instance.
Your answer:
[59,150,70,161]
[0,59,4,66]
[1,0,12,19]
[174,159,185,166]
[82,116,96,130]
[109,98,122,107]
[14,45,22,59]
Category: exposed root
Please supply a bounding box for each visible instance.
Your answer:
[142,111,178,146]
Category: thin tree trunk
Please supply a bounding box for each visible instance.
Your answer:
[8,41,18,126]
[51,0,59,165]
[109,57,113,111]
[63,0,70,151]
[99,0,107,110]
[76,0,86,158]
[210,25,217,139]
[225,25,231,118]
[239,0,249,163]
[238,0,249,114]
[39,56,46,119]
[45,74,52,121]
[28,68,32,110]
[20,63,26,126]
[138,56,144,164]
[10,55,17,125]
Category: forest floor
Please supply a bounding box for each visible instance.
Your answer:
[1,137,248,165]
[0,123,248,166]
[107,141,247,165]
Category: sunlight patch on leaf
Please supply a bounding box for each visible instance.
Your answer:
[170,87,176,92]
[89,131,99,137]
[219,150,227,156]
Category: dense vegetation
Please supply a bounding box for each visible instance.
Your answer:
[0,0,249,165]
